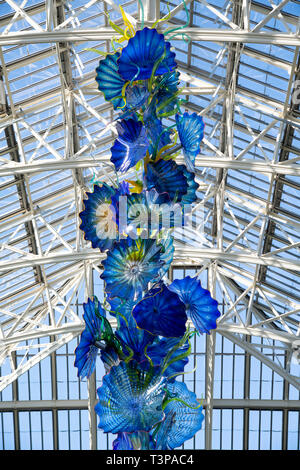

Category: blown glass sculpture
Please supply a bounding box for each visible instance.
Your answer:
[75,14,220,450]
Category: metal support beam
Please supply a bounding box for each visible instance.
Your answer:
[2,247,300,271]
[0,28,299,46]
[1,155,300,176]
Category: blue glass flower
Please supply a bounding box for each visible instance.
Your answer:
[100,238,165,299]
[74,297,106,379]
[107,293,137,326]
[181,167,199,205]
[117,27,176,81]
[111,118,149,173]
[79,183,117,252]
[112,432,134,450]
[145,159,188,203]
[167,276,220,334]
[155,381,204,449]
[157,235,174,278]
[143,100,172,155]
[95,52,126,109]
[113,431,155,450]
[132,282,187,337]
[95,360,166,433]
[147,336,189,380]
[144,117,172,155]
[154,71,181,116]
[100,346,120,373]
[125,84,150,110]
[115,315,155,362]
[155,70,180,94]
[176,112,205,172]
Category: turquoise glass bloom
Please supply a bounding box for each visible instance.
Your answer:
[100,238,165,299]
[95,360,166,433]
[117,27,176,81]
[74,297,106,379]
[176,112,205,172]
[168,276,220,334]
[155,381,204,449]
[111,119,149,172]
[132,282,187,338]
[96,52,126,109]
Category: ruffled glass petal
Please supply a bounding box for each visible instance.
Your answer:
[176,112,204,172]
[115,315,155,362]
[111,119,149,172]
[117,27,177,81]
[132,282,187,337]
[113,431,155,450]
[147,336,189,380]
[95,360,166,433]
[96,52,126,109]
[74,297,106,379]
[155,381,204,449]
[145,159,188,203]
[167,276,220,334]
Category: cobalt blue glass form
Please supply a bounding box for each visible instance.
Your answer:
[181,167,199,205]
[155,381,204,450]
[154,71,181,115]
[100,346,120,373]
[125,84,150,109]
[176,112,205,172]
[79,183,117,251]
[95,52,126,109]
[95,360,167,433]
[74,298,106,379]
[113,431,155,450]
[115,315,155,363]
[144,116,172,155]
[157,235,174,278]
[155,70,180,94]
[74,330,99,380]
[112,432,134,450]
[117,27,177,81]
[75,20,215,450]
[107,294,137,326]
[145,159,189,203]
[100,238,165,299]
[110,119,150,172]
[142,100,172,155]
[147,336,189,380]
[132,282,187,337]
[168,276,220,334]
